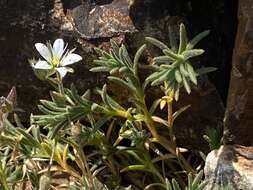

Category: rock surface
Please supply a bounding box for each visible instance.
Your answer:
[70,0,137,39]
[224,0,253,146]
[204,145,253,190]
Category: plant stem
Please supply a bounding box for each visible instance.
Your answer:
[56,72,64,95]
[167,98,175,144]
[142,101,195,173]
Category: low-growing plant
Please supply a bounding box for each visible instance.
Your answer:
[0,23,217,189]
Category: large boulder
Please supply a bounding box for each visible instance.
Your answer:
[204,145,253,190]
[224,0,253,146]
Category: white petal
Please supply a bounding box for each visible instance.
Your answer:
[35,43,52,62]
[56,67,68,78]
[61,53,82,66]
[34,60,52,69]
[53,39,64,58]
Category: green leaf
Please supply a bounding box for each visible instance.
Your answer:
[38,105,60,115]
[172,179,181,190]
[188,173,193,190]
[154,56,174,64]
[163,49,180,60]
[122,45,133,67]
[169,26,178,52]
[145,37,169,50]
[178,23,187,54]
[182,49,204,60]
[151,70,171,86]
[134,44,147,76]
[146,70,167,83]
[40,100,66,112]
[89,66,110,73]
[93,59,110,66]
[110,40,120,55]
[195,67,217,76]
[172,105,191,120]
[165,178,173,190]
[192,170,204,189]
[94,47,111,59]
[186,30,210,50]
[197,180,209,190]
[174,83,180,101]
[174,69,182,83]
[149,99,161,114]
[101,85,112,109]
[108,76,136,92]
[186,63,197,85]
[182,75,191,94]
[121,165,149,173]
[119,46,131,69]
[16,128,41,148]
[119,66,129,73]
[179,63,189,76]
[82,89,91,100]
[91,103,106,113]
[50,91,66,105]
[109,67,119,74]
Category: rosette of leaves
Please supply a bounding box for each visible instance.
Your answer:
[90,40,147,107]
[145,23,216,101]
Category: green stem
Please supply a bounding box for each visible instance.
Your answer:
[56,72,64,95]
[127,74,195,173]
[167,99,175,144]
[142,100,195,173]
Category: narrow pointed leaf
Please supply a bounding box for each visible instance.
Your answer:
[174,83,180,101]
[195,67,217,76]
[179,63,189,76]
[134,44,147,75]
[186,63,197,85]
[182,49,204,60]
[90,66,110,73]
[169,26,178,52]
[182,75,191,94]
[172,105,191,121]
[178,23,187,53]
[187,30,210,50]
[145,37,168,50]
[192,170,204,189]
[108,76,136,92]
[154,56,174,64]
[175,69,182,83]
[163,49,181,60]
[172,179,181,190]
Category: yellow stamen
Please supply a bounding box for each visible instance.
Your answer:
[51,57,60,67]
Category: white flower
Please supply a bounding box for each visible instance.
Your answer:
[33,38,82,78]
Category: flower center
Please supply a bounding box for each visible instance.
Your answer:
[51,57,60,67]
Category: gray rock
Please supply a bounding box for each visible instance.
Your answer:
[70,0,137,39]
[204,145,253,190]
